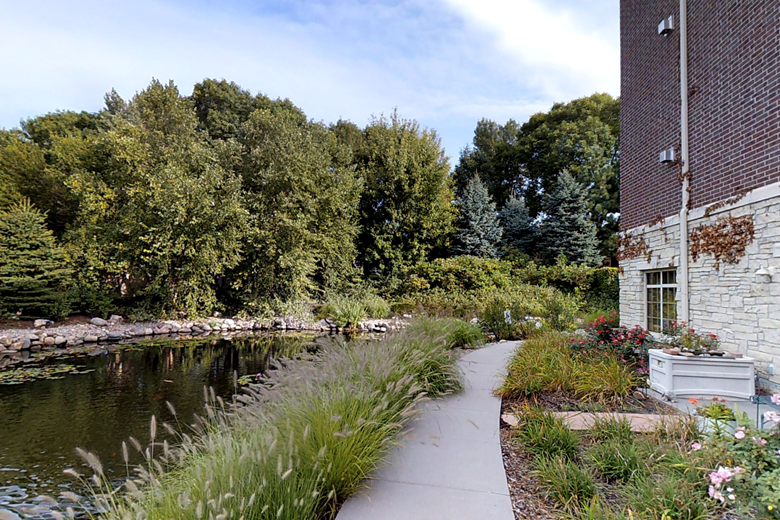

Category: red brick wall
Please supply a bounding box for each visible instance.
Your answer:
[621,0,780,229]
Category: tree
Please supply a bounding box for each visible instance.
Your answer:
[453,118,521,204]
[499,195,534,256]
[0,199,72,319]
[518,94,619,258]
[353,112,456,277]
[191,79,305,140]
[455,94,620,259]
[0,111,103,235]
[66,80,248,316]
[537,170,600,266]
[229,109,362,303]
[452,175,502,258]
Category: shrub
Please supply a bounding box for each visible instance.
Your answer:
[586,439,645,483]
[480,287,580,339]
[570,314,651,371]
[516,407,580,460]
[400,256,513,294]
[533,455,596,509]
[405,318,484,349]
[76,321,462,520]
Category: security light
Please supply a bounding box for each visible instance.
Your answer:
[658,15,674,35]
[659,148,676,163]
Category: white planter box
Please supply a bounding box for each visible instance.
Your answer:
[649,349,755,400]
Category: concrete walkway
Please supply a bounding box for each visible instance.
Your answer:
[336,341,519,520]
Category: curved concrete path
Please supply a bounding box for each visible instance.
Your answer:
[336,341,519,520]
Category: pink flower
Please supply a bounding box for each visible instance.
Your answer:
[765,411,780,423]
[771,394,780,405]
[708,486,725,503]
[691,442,702,451]
[752,436,768,446]
[735,430,746,440]
[709,466,735,487]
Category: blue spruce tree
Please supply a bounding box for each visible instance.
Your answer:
[452,175,502,258]
[499,195,534,256]
[538,170,600,266]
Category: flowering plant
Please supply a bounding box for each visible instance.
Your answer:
[569,313,650,369]
[662,321,721,355]
[695,393,780,518]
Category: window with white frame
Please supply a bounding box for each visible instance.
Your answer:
[646,270,677,333]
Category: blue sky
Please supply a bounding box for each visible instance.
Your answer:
[0,0,619,161]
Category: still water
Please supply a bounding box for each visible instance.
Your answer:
[0,333,322,519]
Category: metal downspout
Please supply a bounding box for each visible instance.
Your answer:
[679,0,691,324]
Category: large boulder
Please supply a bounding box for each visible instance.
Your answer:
[90,317,108,327]
[34,319,53,328]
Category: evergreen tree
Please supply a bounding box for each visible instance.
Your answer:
[452,175,502,258]
[0,199,72,319]
[537,170,600,266]
[499,195,534,255]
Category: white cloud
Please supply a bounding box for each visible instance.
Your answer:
[438,0,620,100]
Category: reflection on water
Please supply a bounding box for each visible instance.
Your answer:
[0,333,320,519]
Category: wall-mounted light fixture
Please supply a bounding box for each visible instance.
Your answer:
[659,148,676,163]
[658,15,674,35]
[756,266,775,284]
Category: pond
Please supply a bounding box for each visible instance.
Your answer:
[0,333,324,519]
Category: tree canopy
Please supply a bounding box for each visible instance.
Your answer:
[0,79,619,318]
[455,93,619,259]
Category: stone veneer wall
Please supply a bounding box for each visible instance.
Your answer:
[619,183,780,386]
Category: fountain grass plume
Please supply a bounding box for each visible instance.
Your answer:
[73,321,462,520]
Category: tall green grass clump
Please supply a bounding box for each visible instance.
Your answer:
[533,455,596,509]
[319,293,391,328]
[516,407,580,460]
[406,317,485,349]
[76,323,461,520]
[499,333,638,406]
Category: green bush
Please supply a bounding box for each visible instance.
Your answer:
[513,258,618,311]
[79,321,461,520]
[480,287,580,339]
[533,455,596,509]
[400,256,513,294]
[586,440,644,483]
[516,407,580,460]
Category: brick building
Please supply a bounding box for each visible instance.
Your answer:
[619,0,780,385]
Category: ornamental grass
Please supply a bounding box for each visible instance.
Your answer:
[71,323,462,520]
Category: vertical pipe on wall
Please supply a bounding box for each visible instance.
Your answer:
[679,0,691,324]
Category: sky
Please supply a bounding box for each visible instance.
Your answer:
[0,0,619,161]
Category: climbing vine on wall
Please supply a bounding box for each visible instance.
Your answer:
[689,215,755,268]
[616,233,651,262]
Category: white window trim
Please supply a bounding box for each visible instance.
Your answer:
[645,269,678,333]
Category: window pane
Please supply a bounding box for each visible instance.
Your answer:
[647,288,661,304]
[647,272,661,285]
[648,317,662,333]
[662,287,677,305]
[663,270,677,284]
